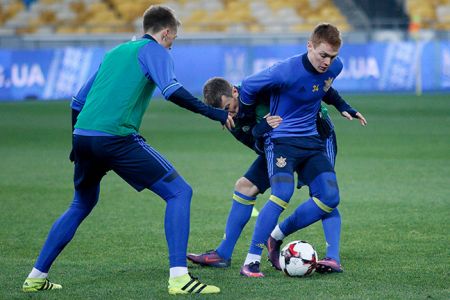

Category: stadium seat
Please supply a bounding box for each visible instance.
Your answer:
[4,0,354,35]
[405,0,450,30]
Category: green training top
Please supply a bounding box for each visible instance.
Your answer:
[75,39,156,136]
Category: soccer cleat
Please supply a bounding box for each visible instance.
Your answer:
[316,257,343,273]
[240,262,264,278]
[22,278,62,292]
[168,273,220,295]
[267,236,282,270]
[187,250,231,268]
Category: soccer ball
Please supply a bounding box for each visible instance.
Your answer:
[279,240,317,277]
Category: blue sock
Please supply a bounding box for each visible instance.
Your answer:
[151,171,192,268]
[35,184,100,272]
[322,208,341,262]
[279,198,324,237]
[216,191,256,260]
[249,200,285,255]
[249,173,294,255]
[279,200,341,263]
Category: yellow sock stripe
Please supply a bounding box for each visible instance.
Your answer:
[269,195,288,209]
[312,197,333,213]
[233,194,256,205]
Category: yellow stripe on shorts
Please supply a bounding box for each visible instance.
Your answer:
[312,196,333,213]
[269,195,288,209]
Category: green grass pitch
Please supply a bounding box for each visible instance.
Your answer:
[0,94,449,299]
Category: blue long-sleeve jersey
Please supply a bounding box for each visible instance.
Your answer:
[240,53,343,138]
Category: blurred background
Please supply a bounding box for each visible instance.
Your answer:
[0,0,449,100]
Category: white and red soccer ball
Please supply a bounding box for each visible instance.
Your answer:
[279,240,317,277]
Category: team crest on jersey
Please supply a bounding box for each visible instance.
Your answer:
[323,77,334,92]
[276,156,287,168]
[312,84,319,92]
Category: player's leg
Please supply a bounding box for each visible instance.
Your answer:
[291,132,341,267]
[318,207,342,272]
[112,134,219,294]
[268,153,341,271]
[216,156,269,259]
[241,141,295,277]
[317,131,342,272]
[23,135,106,292]
[188,155,269,267]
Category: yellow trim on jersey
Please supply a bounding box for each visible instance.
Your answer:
[269,195,288,209]
[312,196,333,213]
[233,194,256,205]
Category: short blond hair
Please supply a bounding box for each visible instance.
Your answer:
[310,23,342,49]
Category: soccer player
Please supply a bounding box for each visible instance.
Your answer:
[187,76,362,272]
[22,5,234,295]
[237,23,367,277]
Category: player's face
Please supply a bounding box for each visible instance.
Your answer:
[161,28,177,49]
[307,41,339,73]
[221,87,239,117]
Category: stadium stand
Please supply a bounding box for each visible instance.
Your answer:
[347,0,408,30]
[1,0,449,36]
[406,0,450,30]
[0,0,351,34]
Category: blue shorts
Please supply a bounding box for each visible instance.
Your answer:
[265,136,334,184]
[244,133,337,194]
[243,155,270,194]
[72,134,174,191]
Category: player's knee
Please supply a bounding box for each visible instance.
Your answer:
[271,174,295,203]
[72,184,100,212]
[272,187,294,203]
[151,170,192,201]
[320,185,340,209]
[310,172,340,210]
[235,177,259,197]
[178,180,193,199]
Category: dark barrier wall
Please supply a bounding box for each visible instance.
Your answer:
[0,41,449,101]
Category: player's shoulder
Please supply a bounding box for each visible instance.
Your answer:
[138,39,173,66]
[281,54,303,66]
[139,39,167,54]
[329,57,343,75]
[272,54,303,81]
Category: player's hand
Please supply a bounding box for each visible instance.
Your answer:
[265,115,283,129]
[223,113,235,130]
[355,112,367,126]
[341,111,367,126]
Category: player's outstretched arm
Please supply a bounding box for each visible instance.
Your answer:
[323,87,367,126]
[341,111,367,126]
[169,87,235,129]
